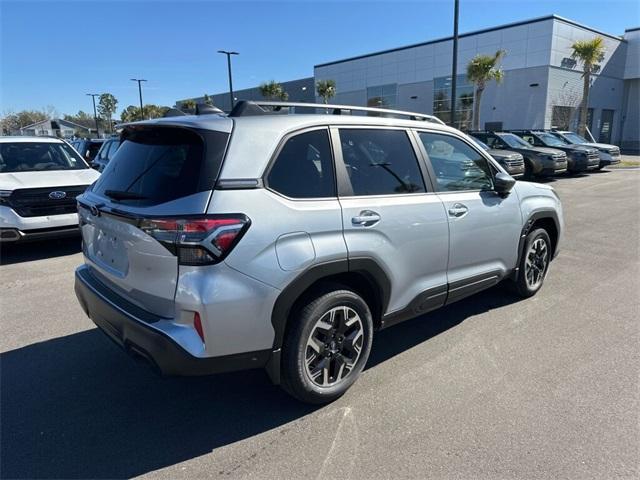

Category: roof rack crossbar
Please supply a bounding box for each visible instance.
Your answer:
[229,100,445,125]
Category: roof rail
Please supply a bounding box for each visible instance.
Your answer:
[228,100,445,125]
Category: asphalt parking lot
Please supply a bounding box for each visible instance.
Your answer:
[1,169,639,479]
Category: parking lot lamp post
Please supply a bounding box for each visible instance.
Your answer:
[450,0,460,128]
[218,50,239,110]
[130,79,147,120]
[86,93,100,137]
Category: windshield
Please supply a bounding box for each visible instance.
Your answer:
[561,132,588,144]
[537,132,568,147]
[498,133,531,149]
[0,142,88,173]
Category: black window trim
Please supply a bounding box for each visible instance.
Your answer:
[331,125,434,199]
[262,126,338,202]
[413,129,501,195]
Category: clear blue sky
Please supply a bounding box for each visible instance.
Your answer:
[1,0,638,117]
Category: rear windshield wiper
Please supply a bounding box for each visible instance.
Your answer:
[104,190,147,201]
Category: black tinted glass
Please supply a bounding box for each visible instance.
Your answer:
[339,129,425,195]
[93,127,228,206]
[268,129,335,198]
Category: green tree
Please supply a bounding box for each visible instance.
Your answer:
[0,110,49,134]
[144,104,170,119]
[98,93,118,133]
[120,104,169,122]
[316,79,336,104]
[63,110,94,127]
[259,81,288,101]
[571,36,606,136]
[466,50,505,130]
[181,99,197,111]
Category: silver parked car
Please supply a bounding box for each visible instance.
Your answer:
[75,101,563,404]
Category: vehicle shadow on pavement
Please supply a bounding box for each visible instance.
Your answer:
[0,237,81,266]
[1,286,520,479]
[367,284,521,368]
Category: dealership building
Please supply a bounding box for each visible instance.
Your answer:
[180,15,639,151]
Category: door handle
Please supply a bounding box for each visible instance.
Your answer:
[448,203,468,217]
[352,210,381,226]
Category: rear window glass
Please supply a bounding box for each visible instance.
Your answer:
[92,127,228,206]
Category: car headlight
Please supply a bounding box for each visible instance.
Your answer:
[0,190,12,203]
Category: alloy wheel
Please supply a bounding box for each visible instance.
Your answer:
[304,306,364,387]
[525,237,549,290]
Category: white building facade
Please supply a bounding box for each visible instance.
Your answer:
[314,15,639,150]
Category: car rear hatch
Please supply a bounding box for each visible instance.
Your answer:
[77,121,232,317]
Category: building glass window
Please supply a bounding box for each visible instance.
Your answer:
[366,84,398,110]
[433,74,474,130]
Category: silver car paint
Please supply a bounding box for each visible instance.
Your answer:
[78,113,563,361]
[340,192,450,313]
[437,190,523,283]
[212,188,347,290]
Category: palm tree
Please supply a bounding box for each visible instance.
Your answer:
[571,36,606,136]
[316,79,336,104]
[181,99,196,111]
[259,81,288,101]
[466,50,505,130]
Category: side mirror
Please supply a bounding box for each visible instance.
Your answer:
[494,172,516,196]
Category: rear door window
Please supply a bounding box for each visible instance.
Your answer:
[267,129,336,198]
[92,127,228,206]
[338,129,425,196]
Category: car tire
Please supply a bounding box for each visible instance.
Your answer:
[281,287,373,404]
[511,228,552,298]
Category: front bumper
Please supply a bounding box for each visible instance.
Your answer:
[568,155,600,172]
[0,207,80,243]
[74,265,270,376]
[598,152,621,167]
[504,164,525,178]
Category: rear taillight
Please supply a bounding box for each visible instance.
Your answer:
[139,215,250,265]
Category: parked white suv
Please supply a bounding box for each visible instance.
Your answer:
[75,102,563,403]
[0,137,100,242]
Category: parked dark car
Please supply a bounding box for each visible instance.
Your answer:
[70,139,105,164]
[471,138,525,178]
[92,137,121,172]
[509,130,600,173]
[549,130,620,169]
[469,131,567,178]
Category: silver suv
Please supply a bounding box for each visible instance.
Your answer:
[74,101,563,404]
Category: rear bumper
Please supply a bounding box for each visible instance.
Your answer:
[74,265,270,376]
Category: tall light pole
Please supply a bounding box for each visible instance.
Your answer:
[130,78,147,119]
[450,0,460,128]
[217,50,239,110]
[86,93,100,137]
